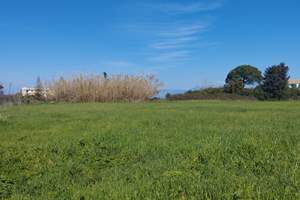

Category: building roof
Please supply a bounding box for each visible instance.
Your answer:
[288,80,300,84]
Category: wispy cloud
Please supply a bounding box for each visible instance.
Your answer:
[119,1,224,65]
[150,22,209,51]
[149,50,191,62]
[158,23,208,37]
[143,1,224,63]
[150,36,197,49]
[148,21,211,62]
[157,1,223,14]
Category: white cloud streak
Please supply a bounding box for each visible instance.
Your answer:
[158,24,208,37]
[149,50,191,62]
[118,1,224,65]
[148,21,211,62]
[150,22,208,51]
[145,1,223,63]
[157,1,223,14]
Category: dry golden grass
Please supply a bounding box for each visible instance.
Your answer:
[47,74,162,102]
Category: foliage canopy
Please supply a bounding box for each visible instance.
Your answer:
[0,84,4,96]
[261,63,290,100]
[225,65,262,94]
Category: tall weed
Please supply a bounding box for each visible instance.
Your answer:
[47,74,162,102]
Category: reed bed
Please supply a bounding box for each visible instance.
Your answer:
[47,74,162,102]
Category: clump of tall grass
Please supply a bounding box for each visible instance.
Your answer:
[47,74,162,102]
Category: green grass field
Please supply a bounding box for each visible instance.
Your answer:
[1,101,300,199]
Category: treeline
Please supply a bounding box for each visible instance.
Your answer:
[1,63,299,104]
[167,63,300,101]
[166,88,258,101]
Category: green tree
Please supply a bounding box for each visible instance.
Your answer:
[261,63,290,100]
[103,72,108,80]
[0,84,4,96]
[165,93,171,99]
[225,65,262,94]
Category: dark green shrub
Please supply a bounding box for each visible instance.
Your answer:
[166,87,257,101]
[0,84,4,96]
[253,86,265,100]
[261,63,290,100]
[287,88,300,100]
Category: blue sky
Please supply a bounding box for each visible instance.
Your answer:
[1,0,300,92]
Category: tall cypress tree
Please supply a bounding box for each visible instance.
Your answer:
[0,84,4,96]
[261,63,289,100]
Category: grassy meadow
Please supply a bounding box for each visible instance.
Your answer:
[0,101,300,199]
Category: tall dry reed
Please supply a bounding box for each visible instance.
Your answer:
[47,74,162,102]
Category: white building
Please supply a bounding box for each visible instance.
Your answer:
[21,87,49,97]
[288,80,300,89]
[21,87,36,96]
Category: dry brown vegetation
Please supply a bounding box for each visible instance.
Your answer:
[47,74,162,102]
